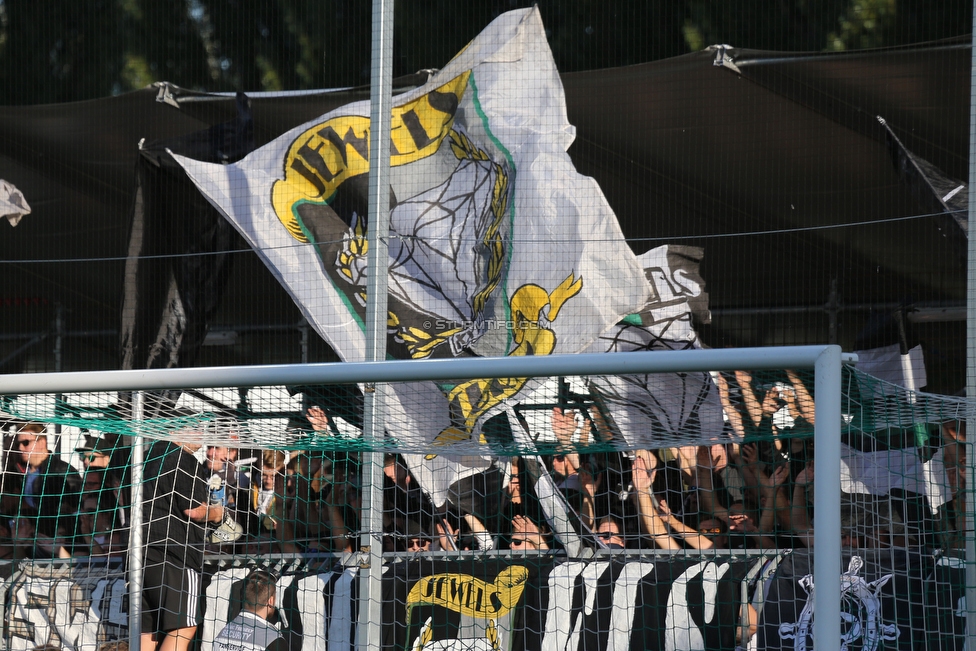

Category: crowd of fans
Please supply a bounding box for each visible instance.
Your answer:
[0,370,967,562]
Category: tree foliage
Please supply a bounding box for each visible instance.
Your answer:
[0,0,970,105]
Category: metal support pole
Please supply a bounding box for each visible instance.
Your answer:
[965,2,976,646]
[54,304,63,441]
[357,0,394,648]
[300,320,309,365]
[128,392,146,651]
[826,278,839,345]
[814,345,842,650]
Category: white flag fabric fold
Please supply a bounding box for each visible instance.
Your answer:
[840,442,950,510]
[583,245,725,448]
[0,179,30,227]
[173,7,647,503]
[854,343,927,391]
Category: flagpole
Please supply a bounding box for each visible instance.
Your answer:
[357,0,394,648]
[964,2,976,648]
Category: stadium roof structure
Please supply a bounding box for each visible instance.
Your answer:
[0,38,969,390]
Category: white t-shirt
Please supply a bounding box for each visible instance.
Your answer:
[213,610,285,651]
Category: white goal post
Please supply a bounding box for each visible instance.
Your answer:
[0,344,849,650]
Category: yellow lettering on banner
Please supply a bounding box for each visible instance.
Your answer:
[272,73,471,241]
[406,567,528,619]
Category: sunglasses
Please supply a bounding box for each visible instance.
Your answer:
[407,538,429,549]
[510,538,539,548]
[15,438,38,448]
[596,531,621,540]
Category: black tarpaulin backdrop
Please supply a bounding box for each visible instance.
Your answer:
[120,92,255,372]
[0,41,967,386]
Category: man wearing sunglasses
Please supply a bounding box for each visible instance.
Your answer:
[595,515,626,550]
[509,514,549,551]
[213,570,286,651]
[403,520,432,553]
[12,422,82,540]
[406,536,431,552]
[75,434,113,470]
[695,518,729,549]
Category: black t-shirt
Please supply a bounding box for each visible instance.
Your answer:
[35,456,83,536]
[142,441,209,568]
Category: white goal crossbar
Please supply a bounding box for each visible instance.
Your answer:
[0,345,849,651]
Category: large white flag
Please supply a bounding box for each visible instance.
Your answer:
[173,8,647,504]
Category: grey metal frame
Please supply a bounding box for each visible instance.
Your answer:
[966,3,976,648]
[0,345,849,649]
[359,0,395,648]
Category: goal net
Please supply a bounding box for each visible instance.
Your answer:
[0,353,968,651]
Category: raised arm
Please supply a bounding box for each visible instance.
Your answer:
[656,495,717,550]
[630,451,681,550]
[672,445,700,489]
[715,372,746,438]
[757,463,791,539]
[552,407,581,474]
[695,446,729,523]
[734,370,764,428]
[789,461,815,547]
[785,369,815,424]
[731,442,763,506]
[463,513,494,551]
[727,463,787,550]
